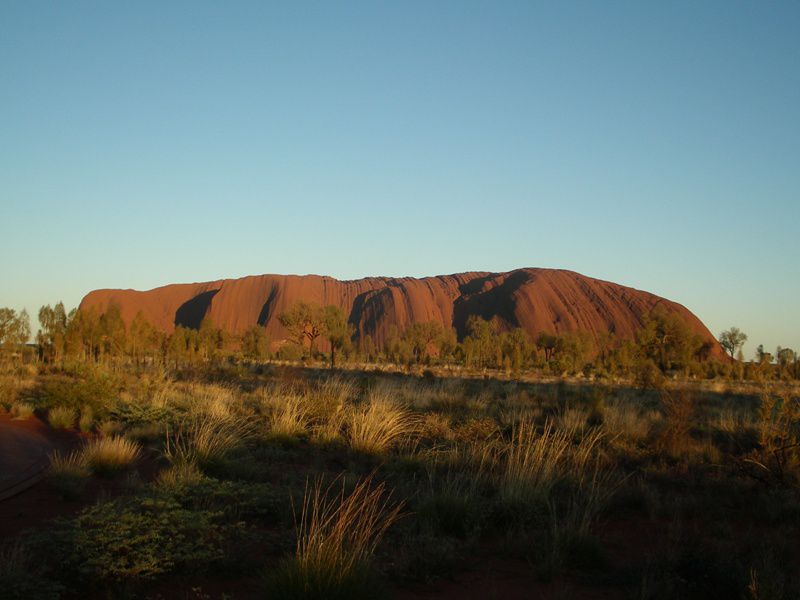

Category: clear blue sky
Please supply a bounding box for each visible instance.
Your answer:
[1,1,798,358]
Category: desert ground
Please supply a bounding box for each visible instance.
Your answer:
[1,358,798,600]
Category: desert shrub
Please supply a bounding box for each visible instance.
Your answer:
[109,398,177,428]
[267,476,402,599]
[741,393,800,487]
[55,496,234,585]
[658,390,696,455]
[35,370,119,416]
[636,360,665,389]
[47,406,76,429]
[346,392,417,454]
[80,436,141,475]
[10,402,35,419]
[49,450,90,499]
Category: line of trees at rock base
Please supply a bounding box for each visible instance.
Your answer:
[1,302,798,383]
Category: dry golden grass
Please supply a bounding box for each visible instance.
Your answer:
[346,392,418,454]
[49,449,89,478]
[499,419,605,507]
[165,412,255,466]
[268,475,402,598]
[263,393,310,438]
[80,436,141,474]
[156,461,204,489]
[602,401,657,444]
[10,402,34,420]
[47,406,76,429]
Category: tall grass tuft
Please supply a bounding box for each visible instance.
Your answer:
[499,419,605,509]
[10,402,34,420]
[268,475,402,599]
[346,392,417,454]
[500,419,572,508]
[164,412,254,466]
[80,436,141,475]
[155,460,204,490]
[263,393,309,438]
[49,449,90,498]
[48,406,76,429]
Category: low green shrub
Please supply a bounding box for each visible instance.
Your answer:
[62,496,234,584]
[35,371,119,416]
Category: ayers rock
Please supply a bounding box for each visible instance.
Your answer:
[80,268,723,356]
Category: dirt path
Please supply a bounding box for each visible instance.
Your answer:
[0,415,60,501]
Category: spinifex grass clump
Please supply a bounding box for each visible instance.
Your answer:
[80,436,141,476]
[10,402,34,420]
[48,406,76,429]
[49,450,90,499]
[268,476,403,600]
[155,461,205,490]
[263,393,309,438]
[164,412,254,467]
[499,419,604,511]
[346,392,418,454]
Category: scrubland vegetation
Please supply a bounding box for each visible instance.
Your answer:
[0,302,799,598]
[0,355,797,599]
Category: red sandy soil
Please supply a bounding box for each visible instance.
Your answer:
[0,415,160,539]
[80,268,725,358]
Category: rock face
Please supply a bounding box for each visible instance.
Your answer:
[80,268,722,355]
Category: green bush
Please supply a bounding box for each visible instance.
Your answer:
[44,496,236,585]
[36,371,119,416]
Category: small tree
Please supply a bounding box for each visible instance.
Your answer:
[0,308,31,365]
[719,327,747,360]
[536,332,558,363]
[278,302,326,358]
[198,315,224,361]
[403,321,444,364]
[38,302,73,365]
[322,305,352,368]
[242,325,269,360]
